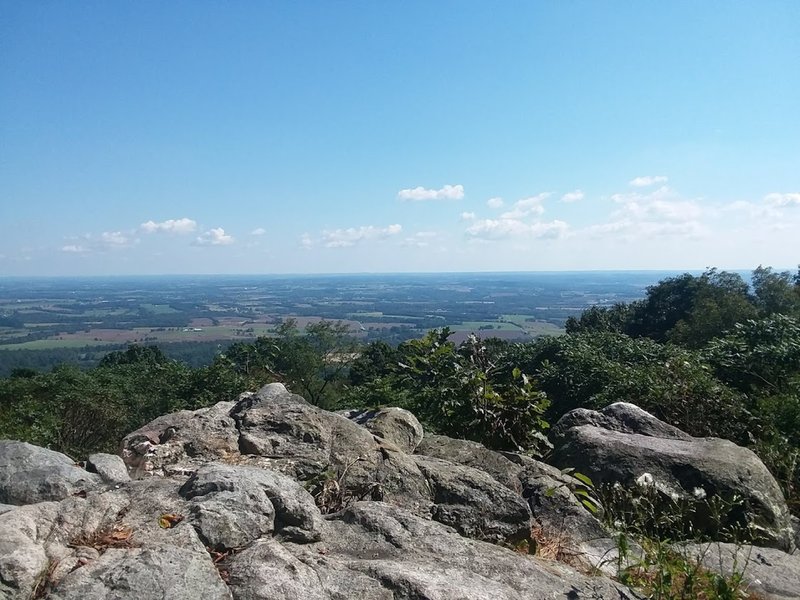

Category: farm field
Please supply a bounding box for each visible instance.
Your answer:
[0,271,673,374]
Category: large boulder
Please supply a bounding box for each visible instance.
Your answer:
[341,407,424,454]
[0,440,102,505]
[416,434,523,491]
[0,439,640,600]
[179,463,325,547]
[121,400,240,477]
[551,403,795,551]
[411,455,532,545]
[86,453,130,484]
[682,543,800,600]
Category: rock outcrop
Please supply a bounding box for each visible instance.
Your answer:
[551,402,796,551]
[0,440,102,505]
[1,388,798,598]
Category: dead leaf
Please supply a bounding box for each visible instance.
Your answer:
[158,513,184,529]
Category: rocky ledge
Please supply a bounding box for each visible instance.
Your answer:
[0,384,797,599]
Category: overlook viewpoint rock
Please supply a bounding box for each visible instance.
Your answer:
[0,384,798,599]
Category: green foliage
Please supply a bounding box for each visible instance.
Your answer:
[225,319,359,408]
[514,332,755,442]
[602,484,756,600]
[751,265,800,316]
[0,344,238,458]
[344,330,551,454]
[704,314,800,397]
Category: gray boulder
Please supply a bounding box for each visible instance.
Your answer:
[278,501,638,600]
[550,402,692,444]
[0,440,101,505]
[682,542,800,600]
[86,453,130,484]
[230,384,433,513]
[551,404,795,551]
[121,400,239,477]
[341,407,425,453]
[179,463,324,547]
[412,455,532,545]
[416,434,523,491]
[47,545,232,600]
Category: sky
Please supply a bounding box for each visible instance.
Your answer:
[1,1,798,276]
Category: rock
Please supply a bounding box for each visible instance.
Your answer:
[551,405,795,551]
[226,539,330,600]
[0,515,50,598]
[180,464,324,546]
[682,542,800,600]
[231,384,433,514]
[0,440,102,505]
[341,407,424,453]
[47,545,232,600]
[792,516,800,550]
[416,434,523,491]
[282,501,639,599]
[86,453,130,484]
[180,466,276,550]
[412,455,532,545]
[519,466,607,547]
[121,401,239,477]
[551,402,693,444]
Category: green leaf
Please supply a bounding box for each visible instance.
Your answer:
[581,498,599,514]
[573,472,594,488]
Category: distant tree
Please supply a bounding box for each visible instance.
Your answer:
[564,303,633,335]
[98,344,169,367]
[512,331,755,442]
[751,266,800,316]
[704,314,800,395]
[225,319,360,407]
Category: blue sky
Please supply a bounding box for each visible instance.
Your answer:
[1,1,798,275]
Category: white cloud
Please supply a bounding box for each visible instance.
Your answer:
[466,218,568,240]
[500,193,550,219]
[60,230,136,254]
[629,175,668,187]
[250,227,267,236]
[561,190,584,203]
[398,184,464,202]
[402,231,438,248]
[611,186,673,204]
[322,224,402,248]
[140,218,197,234]
[487,197,504,208]
[586,219,706,240]
[764,192,800,207]
[61,244,89,253]
[460,212,476,221]
[194,227,234,246]
[299,233,313,249]
[100,231,131,246]
[586,185,709,241]
[623,199,704,222]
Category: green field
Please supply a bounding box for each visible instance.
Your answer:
[449,320,521,332]
[139,303,181,314]
[0,339,117,350]
[501,314,564,336]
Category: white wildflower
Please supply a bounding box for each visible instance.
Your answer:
[693,487,707,500]
[636,472,654,487]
